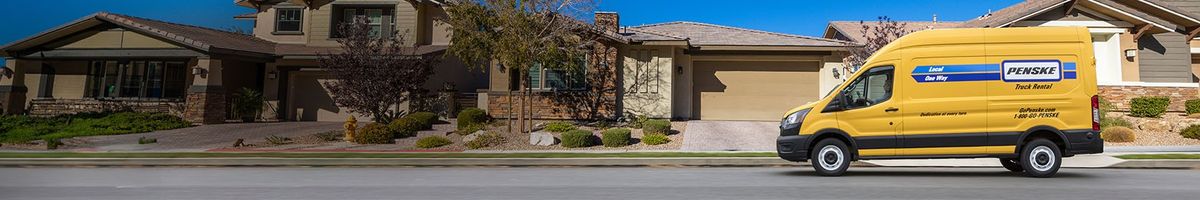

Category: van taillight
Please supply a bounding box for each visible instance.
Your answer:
[1092,95,1101,131]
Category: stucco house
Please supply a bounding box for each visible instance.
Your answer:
[824,0,1200,111]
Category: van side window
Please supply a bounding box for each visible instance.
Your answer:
[840,66,894,109]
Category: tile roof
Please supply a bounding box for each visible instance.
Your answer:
[628,21,856,47]
[97,12,278,55]
[957,0,1071,28]
[827,21,963,43]
[1153,0,1200,17]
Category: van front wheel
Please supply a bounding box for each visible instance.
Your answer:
[810,139,851,176]
[1019,139,1062,178]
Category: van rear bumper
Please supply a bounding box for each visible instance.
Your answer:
[777,135,810,162]
[1064,130,1104,156]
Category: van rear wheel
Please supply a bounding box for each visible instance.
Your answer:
[810,139,851,176]
[1019,139,1062,178]
[999,158,1024,172]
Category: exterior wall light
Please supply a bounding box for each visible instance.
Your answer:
[192,67,205,75]
[267,71,278,79]
[1125,49,1137,59]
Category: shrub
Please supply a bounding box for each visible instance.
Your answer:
[601,128,632,147]
[629,115,650,129]
[1182,124,1200,140]
[265,135,292,145]
[231,88,264,122]
[1188,99,1200,115]
[1129,96,1170,118]
[388,117,422,138]
[313,130,341,141]
[137,137,158,144]
[44,138,63,150]
[560,130,595,148]
[643,120,672,135]
[456,123,484,135]
[543,121,577,133]
[642,133,671,145]
[466,131,506,149]
[352,123,395,144]
[406,112,439,130]
[415,136,453,148]
[457,108,489,130]
[1101,126,1136,143]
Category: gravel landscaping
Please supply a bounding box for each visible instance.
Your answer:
[1105,112,1200,146]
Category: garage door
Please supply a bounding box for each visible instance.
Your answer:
[693,61,820,121]
[289,72,368,122]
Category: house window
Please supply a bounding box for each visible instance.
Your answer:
[86,60,187,99]
[335,7,394,38]
[528,56,589,91]
[275,8,303,34]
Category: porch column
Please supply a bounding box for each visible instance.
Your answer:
[184,57,226,124]
[261,62,281,121]
[1,58,30,115]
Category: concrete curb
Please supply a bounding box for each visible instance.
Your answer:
[0,158,1194,169]
[0,157,875,168]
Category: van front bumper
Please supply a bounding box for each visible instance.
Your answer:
[777,135,810,162]
[1064,130,1104,156]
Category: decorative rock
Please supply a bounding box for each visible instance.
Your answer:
[1138,120,1172,132]
[529,131,557,146]
[461,130,487,142]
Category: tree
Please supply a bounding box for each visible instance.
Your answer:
[841,16,912,75]
[318,17,440,123]
[444,0,600,133]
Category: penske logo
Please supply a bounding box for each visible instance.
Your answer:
[1002,60,1061,82]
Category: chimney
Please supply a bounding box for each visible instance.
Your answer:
[595,11,619,33]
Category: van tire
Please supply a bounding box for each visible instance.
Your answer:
[1019,139,1061,178]
[999,158,1024,172]
[810,139,851,176]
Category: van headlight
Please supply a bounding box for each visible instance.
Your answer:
[782,108,811,128]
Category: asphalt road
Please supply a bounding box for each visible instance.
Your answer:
[1,167,1198,200]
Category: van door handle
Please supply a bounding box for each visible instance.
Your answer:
[885,107,899,112]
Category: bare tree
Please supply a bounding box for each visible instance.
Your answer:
[842,16,912,74]
[445,0,601,133]
[318,17,440,123]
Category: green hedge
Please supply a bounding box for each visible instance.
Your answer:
[1187,99,1200,115]
[353,123,394,144]
[561,130,595,148]
[457,108,488,131]
[388,117,421,138]
[543,121,576,133]
[642,133,671,145]
[415,136,453,148]
[1182,124,1200,140]
[643,120,672,135]
[406,112,439,130]
[601,128,631,147]
[1130,97,1170,118]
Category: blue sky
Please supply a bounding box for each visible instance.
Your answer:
[0,0,1023,64]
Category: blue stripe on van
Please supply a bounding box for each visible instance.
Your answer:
[911,62,1078,83]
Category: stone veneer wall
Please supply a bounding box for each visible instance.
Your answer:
[184,89,226,124]
[1099,85,1199,112]
[487,91,617,120]
[28,98,184,117]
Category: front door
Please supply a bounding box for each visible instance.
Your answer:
[832,66,900,157]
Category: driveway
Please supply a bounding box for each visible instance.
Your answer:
[70,122,344,152]
[681,121,777,151]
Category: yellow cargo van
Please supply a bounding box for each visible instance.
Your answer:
[776,27,1103,177]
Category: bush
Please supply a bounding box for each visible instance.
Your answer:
[601,128,631,147]
[415,136,453,148]
[456,123,484,135]
[457,108,489,131]
[642,133,671,145]
[313,130,341,141]
[466,131,506,149]
[1188,99,1200,115]
[265,135,291,145]
[1182,124,1200,140]
[1101,126,1136,143]
[629,115,650,129]
[1129,97,1170,118]
[137,137,157,144]
[1100,117,1132,130]
[44,138,63,150]
[388,117,422,138]
[352,123,394,144]
[231,88,264,122]
[643,120,672,135]
[560,130,595,148]
[406,112,439,130]
[543,121,576,133]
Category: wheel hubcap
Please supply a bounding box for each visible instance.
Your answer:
[1029,146,1055,172]
[818,145,844,170]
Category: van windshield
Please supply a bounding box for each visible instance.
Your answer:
[825,83,841,97]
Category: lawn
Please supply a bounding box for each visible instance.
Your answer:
[0,112,191,143]
[0,152,778,159]
[1115,154,1200,159]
